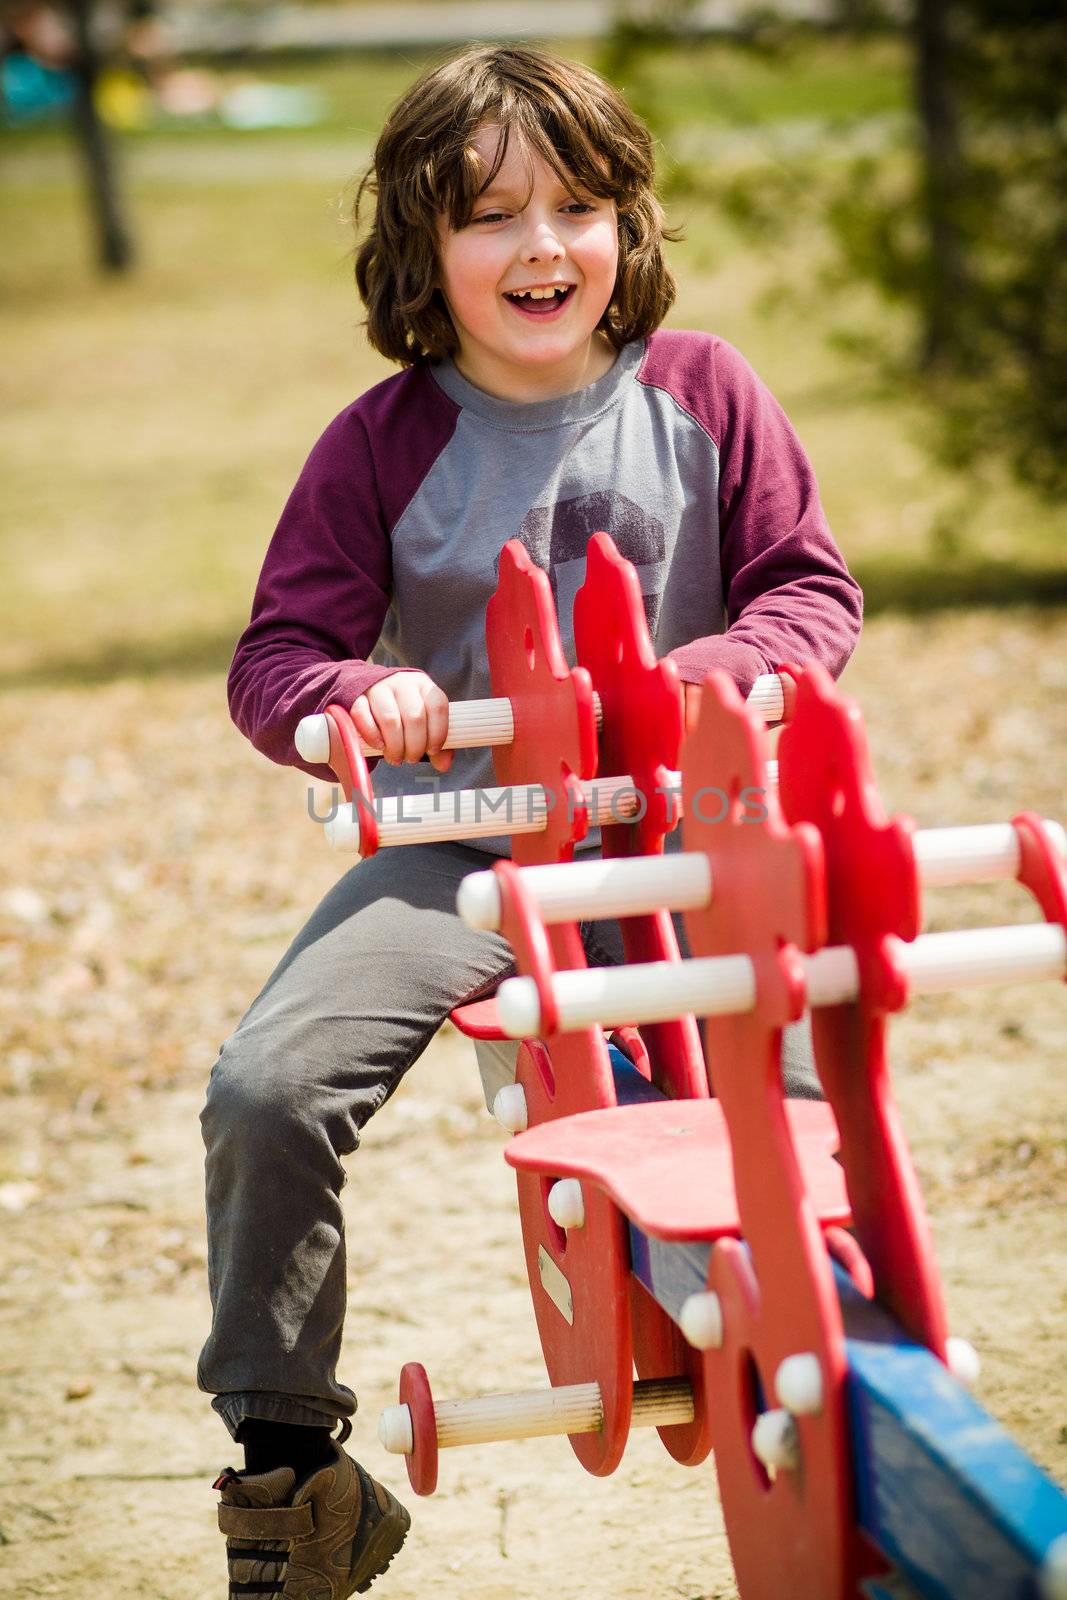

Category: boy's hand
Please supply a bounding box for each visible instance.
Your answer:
[351,672,453,773]
[683,683,702,735]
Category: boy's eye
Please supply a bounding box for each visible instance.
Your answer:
[471,200,598,226]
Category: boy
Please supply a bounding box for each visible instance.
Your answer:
[202,43,862,1599]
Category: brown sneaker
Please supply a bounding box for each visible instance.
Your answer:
[214,1441,410,1598]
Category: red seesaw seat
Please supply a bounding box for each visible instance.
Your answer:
[504,1098,850,1242]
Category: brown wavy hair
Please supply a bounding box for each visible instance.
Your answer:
[353,44,680,365]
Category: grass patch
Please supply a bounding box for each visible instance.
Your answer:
[858,558,1067,615]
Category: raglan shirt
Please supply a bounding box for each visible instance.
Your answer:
[228,328,863,855]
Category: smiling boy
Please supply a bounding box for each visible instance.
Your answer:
[205,44,861,1600]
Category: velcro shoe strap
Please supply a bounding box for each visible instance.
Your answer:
[218,1502,314,1540]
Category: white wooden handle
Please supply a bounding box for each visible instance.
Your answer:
[496,924,1067,1036]
[296,673,788,764]
[899,923,1067,994]
[457,820,1067,933]
[497,954,757,1036]
[322,758,783,858]
[378,1376,693,1455]
[324,773,654,858]
[912,821,1067,886]
[746,672,788,724]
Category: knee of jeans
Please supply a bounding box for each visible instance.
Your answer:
[201,1028,301,1148]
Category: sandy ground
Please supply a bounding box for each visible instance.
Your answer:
[1,610,1066,1599]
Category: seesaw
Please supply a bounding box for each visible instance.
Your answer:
[298,534,1067,1598]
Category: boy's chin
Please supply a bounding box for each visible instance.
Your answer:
[506,330,601,360]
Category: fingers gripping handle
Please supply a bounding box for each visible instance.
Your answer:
[295,674,791,764]
[297,696,527,764]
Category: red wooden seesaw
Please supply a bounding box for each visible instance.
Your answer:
[299,534,735,1473]
[447,667,1067,1599]
[298,537,1067,1599]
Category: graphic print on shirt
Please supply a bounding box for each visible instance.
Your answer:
[516,491,667,640]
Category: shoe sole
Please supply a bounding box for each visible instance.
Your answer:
[351,1490,411,1595]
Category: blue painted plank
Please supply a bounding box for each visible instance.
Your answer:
[862,1576,928,1600]
[837,1264,1067,1600]
[628,1223,709,1322]
[607,1043,667,1107]
[626,1219,1067,1599]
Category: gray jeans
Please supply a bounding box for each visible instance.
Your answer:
[198,838,818,1437]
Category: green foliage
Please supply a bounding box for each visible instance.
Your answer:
[829,2,1067,498]
[600,17,906,139]
[600,4,1067,504]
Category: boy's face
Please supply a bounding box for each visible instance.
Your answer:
[434,125,620,401]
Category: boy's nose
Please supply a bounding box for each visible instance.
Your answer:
[520,217,565,264]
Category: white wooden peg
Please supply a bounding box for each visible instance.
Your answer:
[945,1336,981,1389]
[378,1404,414,1455]
[547,1178,585,1230]
[752,1408,800,1473]
[492,1084,528,1134]
[457,871,503,932]
[775,1353,824,1416]
[679,1291,725,1351]
[1040,1533,1067,1600]
[295,714,332,766]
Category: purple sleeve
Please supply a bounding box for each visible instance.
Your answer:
[228,370,460,778]
[664,337,862,695]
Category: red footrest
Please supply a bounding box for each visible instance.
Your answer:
[449,998,507,1041]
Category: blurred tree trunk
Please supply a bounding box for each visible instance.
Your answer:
[68,0,134,272]
[914,0,965,367]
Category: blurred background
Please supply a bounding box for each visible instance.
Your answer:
[2,6,1065,1596]
[2,0,1066,685]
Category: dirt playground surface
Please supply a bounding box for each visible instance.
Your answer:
[1,610,1065,1599]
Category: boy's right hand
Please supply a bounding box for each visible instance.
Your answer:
[351,672,453,773]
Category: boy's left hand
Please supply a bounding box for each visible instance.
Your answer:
[683,683,701,734]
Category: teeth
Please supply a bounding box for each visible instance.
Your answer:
[511,286,569,300]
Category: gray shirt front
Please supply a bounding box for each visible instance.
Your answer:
[228,328,862,852]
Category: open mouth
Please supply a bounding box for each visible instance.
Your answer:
[503,285,576,317]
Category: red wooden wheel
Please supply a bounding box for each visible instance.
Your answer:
[398,1361,438,1497]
